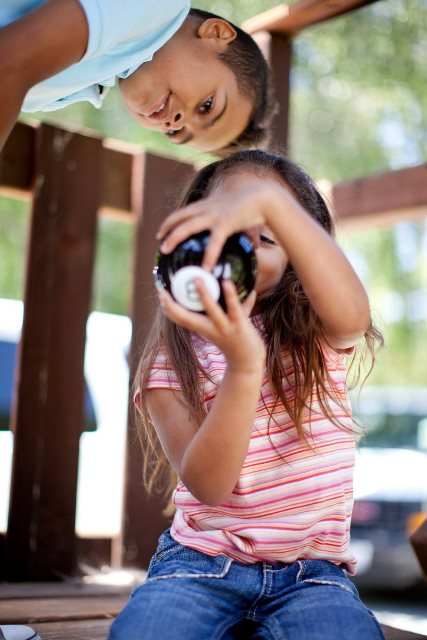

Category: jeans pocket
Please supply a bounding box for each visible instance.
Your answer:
[296,559,357,595]
[146,532,232,582]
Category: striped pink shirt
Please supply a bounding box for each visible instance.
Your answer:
[146,322,357,574]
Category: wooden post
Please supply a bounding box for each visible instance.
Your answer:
[254,31,292,152]
[122,152,194,568]
[4,124,102,580]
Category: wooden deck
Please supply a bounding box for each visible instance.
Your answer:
[0,580,426,640]
[0,582,132,639]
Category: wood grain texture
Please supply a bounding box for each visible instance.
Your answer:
[243,0,378,35]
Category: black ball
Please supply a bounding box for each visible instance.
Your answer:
[153,231,257,312]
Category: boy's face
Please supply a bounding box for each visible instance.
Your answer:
[119,18,253,153]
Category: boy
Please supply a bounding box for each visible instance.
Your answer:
[0,0,275,153]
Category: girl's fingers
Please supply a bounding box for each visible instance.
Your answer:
[158,204,214,254]
[156,203,201,241]
[201,228,259,272]
[159,216,213,255]
[241,289,257,317]
[160,284,228,338]
[221,279,243,322]
[201,230,229,271]
[194,280,228,331]
[246,228,260,250]
[159,290,211,335]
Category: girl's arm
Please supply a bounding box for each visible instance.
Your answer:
[262,181,371,350]
[157,176,371,350]
[0,0,89,149]
[146,280,265,507]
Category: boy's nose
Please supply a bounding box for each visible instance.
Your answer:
[164,109,184,129]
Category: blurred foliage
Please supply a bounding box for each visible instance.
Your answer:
[0,197,29,298]
[1,0,426,386]
[92,218,134,315]
[338,221,427,385]
[290,0,427,180]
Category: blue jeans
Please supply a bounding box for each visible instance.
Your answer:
[109,530,384,640]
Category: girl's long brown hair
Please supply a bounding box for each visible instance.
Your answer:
[134,150,383,500]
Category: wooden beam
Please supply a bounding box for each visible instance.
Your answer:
[381,625,427,640]
[99,141,134,220]
[0,121,35,200]
[329,163,427,227]
[122,152,194,569]
[243,0,378,36]
[0,122,134,220]
[2,123,425,228]
[254,31,292,151]
[4,124,102,580]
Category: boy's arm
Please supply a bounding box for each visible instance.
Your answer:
[0,0,89,149]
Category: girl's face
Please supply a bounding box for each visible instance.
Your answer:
[210,168,289,297]
[255,225,288,296]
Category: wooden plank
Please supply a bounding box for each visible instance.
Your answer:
[330,164,427,227]
[4,124,102,580]
[0,582,133,600]
[0,595,128,624]
[27,619,113,640]
[243,0,378,36]
[24,621,427,640]
[0,121,35,200]
[381,624,427,640]
[122,152,194,569]
[253,31,292,151]
[4,619,427,640]
[2,124,425,228]
[99,141,134,221]
[0,122,134,220]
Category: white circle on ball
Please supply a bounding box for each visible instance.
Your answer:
[170,266,220,311]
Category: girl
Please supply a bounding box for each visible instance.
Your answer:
[109,150,384,640]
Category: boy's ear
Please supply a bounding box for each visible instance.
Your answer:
[197,18,237,50]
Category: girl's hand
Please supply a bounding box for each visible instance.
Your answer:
[159,278,265,374]
[157,182,272,271]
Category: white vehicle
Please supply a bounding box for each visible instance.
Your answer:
[351,386,427,589]
[0,297,131,538]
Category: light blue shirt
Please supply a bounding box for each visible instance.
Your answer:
[0,0,190,112]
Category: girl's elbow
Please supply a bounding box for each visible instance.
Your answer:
[188,484,232,508]
[180,471,233,507]
[356,305,372,337]
[345,299,372,337]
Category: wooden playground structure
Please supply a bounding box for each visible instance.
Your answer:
[0,1,426,637]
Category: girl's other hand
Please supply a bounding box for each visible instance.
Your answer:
[156,182,270,271]
[159,278,265,374]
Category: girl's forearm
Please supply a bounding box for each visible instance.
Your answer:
[265,187,371,346]
[179,367,263,507]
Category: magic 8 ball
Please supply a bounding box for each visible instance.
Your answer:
[153,231,257,313]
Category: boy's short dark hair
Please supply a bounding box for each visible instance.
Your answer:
[189,8,277,153]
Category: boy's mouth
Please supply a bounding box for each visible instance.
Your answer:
[144,92,171,119]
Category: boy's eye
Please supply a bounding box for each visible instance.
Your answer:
[198,97,214,114]
[260,233,277,246]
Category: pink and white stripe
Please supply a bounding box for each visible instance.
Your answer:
[146,328,358,574]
